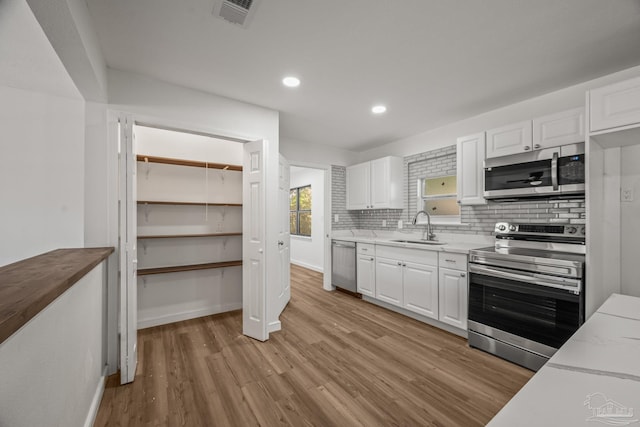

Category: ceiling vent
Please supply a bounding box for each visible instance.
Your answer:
[213,0,261,28]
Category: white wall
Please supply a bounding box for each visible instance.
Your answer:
[0,263,107,427]
[0,0,85,266]
[620,144,640,298]
[360,65,640,161]
[281,136,359,166]
[290,167,325,272]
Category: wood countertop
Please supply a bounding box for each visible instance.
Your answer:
[0,247,114,345]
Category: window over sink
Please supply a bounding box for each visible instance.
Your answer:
[417,175,460,224]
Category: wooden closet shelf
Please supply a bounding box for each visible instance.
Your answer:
[138,232,242,239]
[137,260,242,276]
[137,200,242,207]
[137,155,242,171]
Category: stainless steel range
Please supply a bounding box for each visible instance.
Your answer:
[468,222,585,371]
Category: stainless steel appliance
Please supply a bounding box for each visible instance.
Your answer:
[331,240,357,292]
[484,143,585,199]
[468,222,585,371]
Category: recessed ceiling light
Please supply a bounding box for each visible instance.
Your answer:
[282,76,300,88]
[372,105,387,114]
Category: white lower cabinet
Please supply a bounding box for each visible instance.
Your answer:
[356,243,376,297]
[438,267,468,330]
[403,261,439,319]
[371,245,469,333]
[375,256,403,306]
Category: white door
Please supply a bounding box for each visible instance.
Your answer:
[486,120,532,158]
[278,155,291,313]
[119,116,138,384]
[356,253,376,297]
[438,267,468,330]
[402,261,438,320]
[243,140,268,341]
[375,257,403,306]
[456,132,487,205]
[345,162,370,210]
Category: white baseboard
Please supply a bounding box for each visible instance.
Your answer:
[84,366,107,427]
[362,296,468,339]
[290,260,324,273]
[267,320,282,333]
[137,302,242,329]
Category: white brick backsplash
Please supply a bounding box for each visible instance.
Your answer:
[331,148,586,235]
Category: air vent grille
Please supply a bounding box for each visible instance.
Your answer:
[228,0,253,9]
[213,0,260,27]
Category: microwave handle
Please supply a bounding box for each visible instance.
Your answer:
[551,152,559,191]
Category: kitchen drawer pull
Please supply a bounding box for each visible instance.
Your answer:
[445,259,456,263]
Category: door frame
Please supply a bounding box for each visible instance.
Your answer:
[288,161,333,291]
[112,111,276,380]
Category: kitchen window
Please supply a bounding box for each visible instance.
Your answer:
[290,185,312,236]
[417,175,460,224]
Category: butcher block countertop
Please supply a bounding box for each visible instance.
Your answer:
[0,247,114,344]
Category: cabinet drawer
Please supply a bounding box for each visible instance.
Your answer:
[438,252,468,271]
[376,245,438,266]
[357,243,375,255]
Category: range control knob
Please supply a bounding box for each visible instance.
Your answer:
[580,226,586,235]
[509,225,517,231]
[497,224,507,231]
[566,226,578,234]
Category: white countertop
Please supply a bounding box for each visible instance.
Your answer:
[331,231,492,254]
[489,293,640,426]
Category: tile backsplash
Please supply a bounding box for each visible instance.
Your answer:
[331,145,585,236]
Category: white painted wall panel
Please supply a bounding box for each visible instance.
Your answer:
[0,85,84,266]
[290,167,325,272]
[620,144,640,298]
[0,264,106,427]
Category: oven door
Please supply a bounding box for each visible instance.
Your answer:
[468,264,584,355]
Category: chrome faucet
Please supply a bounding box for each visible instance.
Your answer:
[412,210,436,241]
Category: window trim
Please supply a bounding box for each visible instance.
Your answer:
[290,185,312,237]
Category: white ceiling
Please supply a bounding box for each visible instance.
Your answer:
[85,0,640,152]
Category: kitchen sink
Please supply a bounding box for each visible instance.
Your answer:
[390,239,447,245]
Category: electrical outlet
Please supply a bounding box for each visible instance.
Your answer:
[397,220,403,229]
[621,188,634,202]
[382,220,387,227]
[334,214,339,223]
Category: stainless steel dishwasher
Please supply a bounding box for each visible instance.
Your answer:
[331,240,357,292]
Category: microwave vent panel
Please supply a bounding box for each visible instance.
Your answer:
[213,0,261,28]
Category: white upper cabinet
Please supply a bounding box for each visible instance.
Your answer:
[590,75,640,133]
[486,120,532,158]
[533,107,585,149]
[456,132,486,205]
[345,162,370,210]
[346,156,403,210]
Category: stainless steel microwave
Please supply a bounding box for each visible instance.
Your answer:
[484,143,585,199]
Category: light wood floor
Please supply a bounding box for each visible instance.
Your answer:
[95,265,533,426]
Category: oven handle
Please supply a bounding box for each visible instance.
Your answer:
[469,264,581,294]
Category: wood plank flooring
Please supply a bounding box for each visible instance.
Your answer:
[95,265,533,426]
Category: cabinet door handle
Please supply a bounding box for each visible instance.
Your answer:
[460,273,466,277]
[402,263,407,267]
[534,144,541,149]
[524,146,531,151]
[370,257,374,261]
